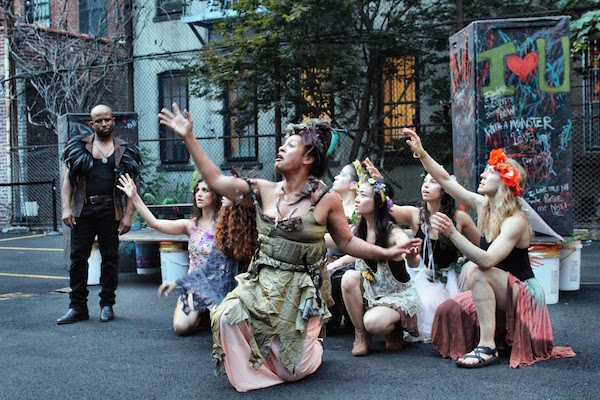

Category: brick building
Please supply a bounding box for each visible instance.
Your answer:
[0,1,132,229]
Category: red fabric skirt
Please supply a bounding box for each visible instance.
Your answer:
[431,273,575,367]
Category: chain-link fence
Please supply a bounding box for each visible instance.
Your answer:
[2,3,599,238]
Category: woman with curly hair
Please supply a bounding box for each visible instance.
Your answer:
[117,175,222,335]
[405,128,575,368]
[364,159,479,341]
[158,104,421,392]
[340,177,422,356]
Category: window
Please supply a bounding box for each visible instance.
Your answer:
[301,67,333,119]
[159,71,190,164]
[224,86,258,162]
[79,0,107,37]
[25,0,50,27]
[583,40,600,153]
[157,0,183,17]
[381,56,418,151]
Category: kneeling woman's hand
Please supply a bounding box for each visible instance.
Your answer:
[158,281,178,298]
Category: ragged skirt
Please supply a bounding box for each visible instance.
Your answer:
[431,273,575,367]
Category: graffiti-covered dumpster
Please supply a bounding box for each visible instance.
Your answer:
[450,16,572,236]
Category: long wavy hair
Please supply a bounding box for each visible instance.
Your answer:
[190,179,222,226]
[418,174,456,249]
[214,203,257,264]
[355,179,395,249]
[477,158,531,240]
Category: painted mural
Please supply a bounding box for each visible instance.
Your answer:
[450,17,573,236]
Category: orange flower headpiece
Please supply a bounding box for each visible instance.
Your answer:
[487,149,522,196]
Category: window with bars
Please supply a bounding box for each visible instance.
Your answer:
[381,56,418,152]
[79,0,107,37]
[301,67,333,120]
[583,40,600,153]
[158,71,190,164]
[25,0,50,27]
[224,86,258,162]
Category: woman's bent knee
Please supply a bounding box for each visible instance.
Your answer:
[341,270,361,292]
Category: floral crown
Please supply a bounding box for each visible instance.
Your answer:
[488,149,522,196]
[351,160,393,210]
[285,116,332,153]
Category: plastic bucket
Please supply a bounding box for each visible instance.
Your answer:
[559,240,582,291]
[159,241,189,284]
[87,241,101,286]
[530,244,561,305]
[135,242,160,275]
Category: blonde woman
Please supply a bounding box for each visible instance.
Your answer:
[405,128,575,368]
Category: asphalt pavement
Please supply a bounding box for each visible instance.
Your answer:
[0,232,599,399]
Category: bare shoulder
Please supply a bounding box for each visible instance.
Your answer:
[389,225,410,244]
[501,211,531,235]
[455,209,474,223]
[319,190,341,208]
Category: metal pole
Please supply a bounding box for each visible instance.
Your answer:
[52,178,58,232]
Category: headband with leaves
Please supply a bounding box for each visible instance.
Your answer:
[351,160,393,210]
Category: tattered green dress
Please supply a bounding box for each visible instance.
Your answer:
[211,186,333,390]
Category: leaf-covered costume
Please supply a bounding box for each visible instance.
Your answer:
[211,180,333,391]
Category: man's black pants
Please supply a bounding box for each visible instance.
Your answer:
[69,202,120,310]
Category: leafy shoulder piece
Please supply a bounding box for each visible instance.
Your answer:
[61,134,93,186]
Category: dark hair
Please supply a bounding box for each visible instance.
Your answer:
[190,179,222,225]
[355,179,395,249]
[304,123,331,178]
[418,173,456,248]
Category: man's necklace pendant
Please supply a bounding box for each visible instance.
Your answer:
[102,157,108,164]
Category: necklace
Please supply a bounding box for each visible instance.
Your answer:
[93,139,114,164]
[274,184,302,228]
[423,223,439,281]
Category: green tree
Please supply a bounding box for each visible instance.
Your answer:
[186,0,454,162]
[557,0,600,56]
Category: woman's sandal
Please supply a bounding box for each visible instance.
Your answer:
[455,346,500,368]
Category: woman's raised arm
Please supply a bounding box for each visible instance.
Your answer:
[159,103,252,205]
[404,128,482,211]
[117,174,189,235]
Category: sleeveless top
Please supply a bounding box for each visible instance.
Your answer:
[415,226,460,270]
[86,152,116,196]
[211,180,333,374]
[187,218,215,274]
[480,237,534,281]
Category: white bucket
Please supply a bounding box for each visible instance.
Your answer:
[559,240,582,291]
[530,245,560,305]
[87,241,101,286]
[159,242,189,284]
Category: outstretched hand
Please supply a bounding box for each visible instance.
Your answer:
[429,212,458,238]
[363,157,383,180]
[158,103,194,140]
[157,281,178,298]
[116,173,137,199]
[387,237,422,260]
[404,128,425,155]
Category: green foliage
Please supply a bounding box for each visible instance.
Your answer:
[138,147,195,205]
[557,0,600,57]
[185,0,455,160]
